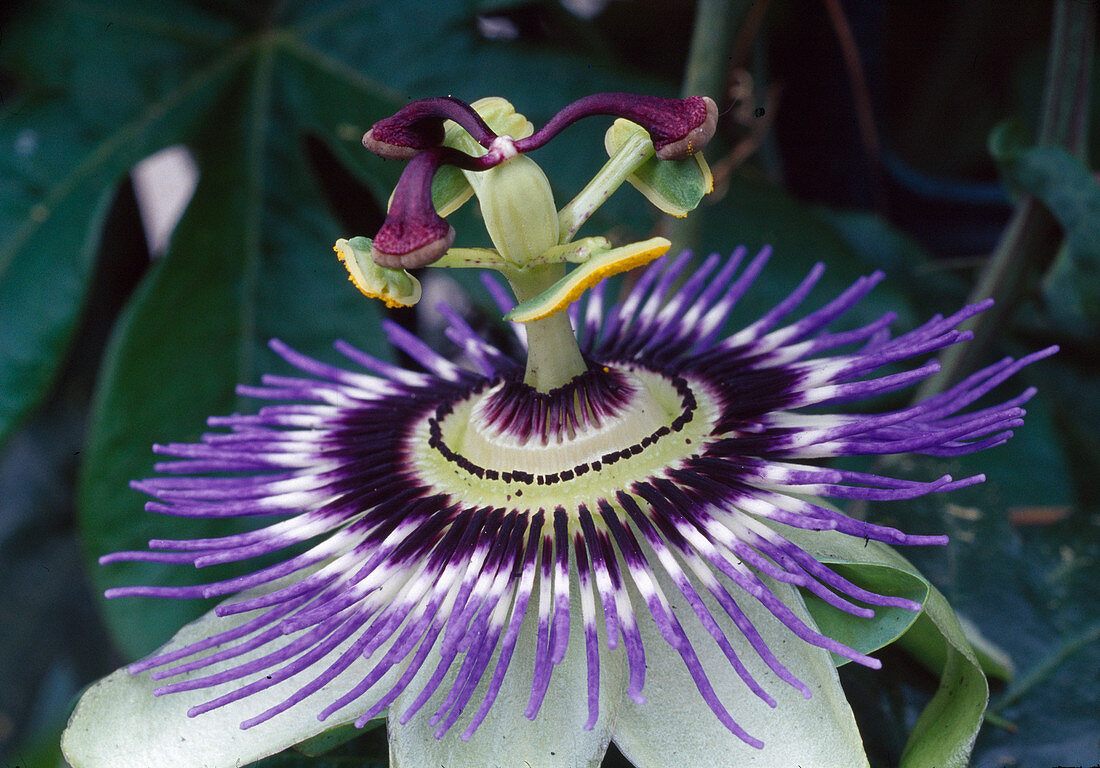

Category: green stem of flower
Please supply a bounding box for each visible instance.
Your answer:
[557,133,654,244]
[682,0,750,103]
[666,0,753,251]
[507,264,587,391]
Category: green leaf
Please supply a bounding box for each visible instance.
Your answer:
[78,40,397,658]
[776,525,989,768]
[35,0,657,664]
[2,0,657,449]
[701,174,921,332]
[3,0,662,686]
[812,207,969,311]
[0,2,241,446]
[989,119,1100,329]
[1043,229,1100,330]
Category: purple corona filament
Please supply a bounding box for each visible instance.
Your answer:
[105,248,1055,748]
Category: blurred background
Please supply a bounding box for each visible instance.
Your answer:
[1,1,1097,766]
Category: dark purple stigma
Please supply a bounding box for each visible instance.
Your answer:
[372,148,457,268]
[371,147,499,268]
[515,93,719,160]
[363,96,499,160]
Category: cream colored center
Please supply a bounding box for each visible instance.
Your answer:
[409,365,721,511]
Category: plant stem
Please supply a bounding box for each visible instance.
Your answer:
[682,0,748,103]
[507,265,587,392]
[557,133,653,244]
[667,0,754,251]
[916,0,1094,397]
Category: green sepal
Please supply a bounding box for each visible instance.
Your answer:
[775,523,989,768]
[604,119,713,217]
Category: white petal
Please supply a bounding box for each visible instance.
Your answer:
[612,564,869,768]
[389,581,626,768]
[62,577,405,768]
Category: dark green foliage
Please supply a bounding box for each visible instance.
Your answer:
[1,2,1096,767]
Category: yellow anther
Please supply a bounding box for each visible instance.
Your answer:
[604,119,714,217]
[506,237,671,323]
[335,237,422,308]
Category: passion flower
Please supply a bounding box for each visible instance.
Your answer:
[63,93,1053,768]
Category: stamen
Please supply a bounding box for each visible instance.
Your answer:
[505,238,672,323]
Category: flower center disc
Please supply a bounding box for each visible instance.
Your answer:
[411,364,720,510]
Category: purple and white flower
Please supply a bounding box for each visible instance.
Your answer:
[62,93,1053,768]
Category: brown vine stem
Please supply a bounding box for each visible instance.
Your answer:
[915,0,1094,398]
